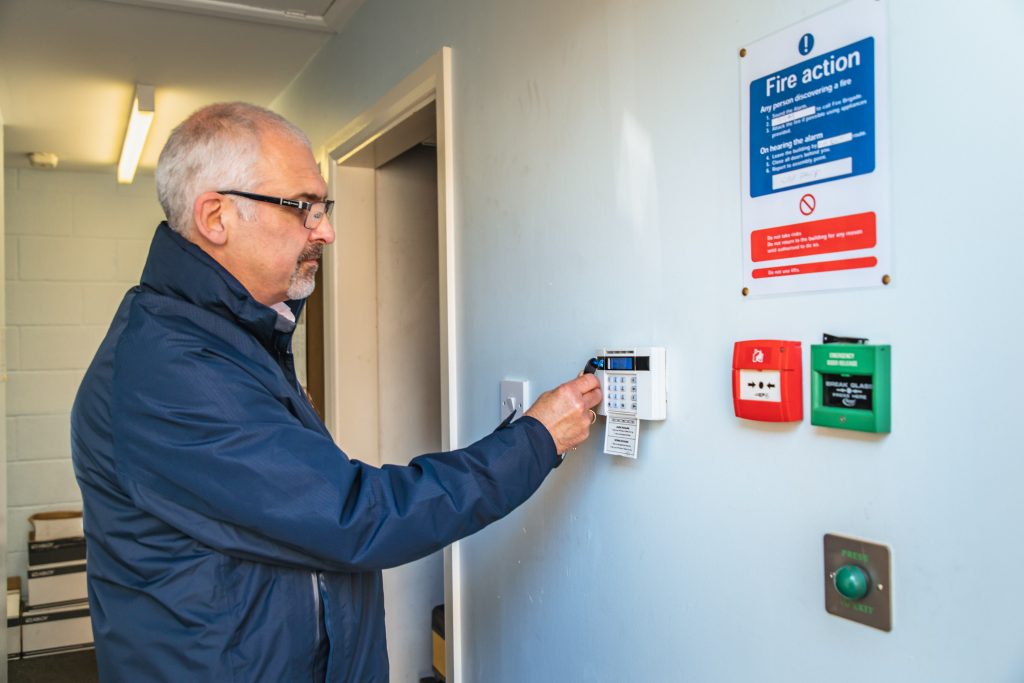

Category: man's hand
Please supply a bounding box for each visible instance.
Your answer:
[524,374,602,454]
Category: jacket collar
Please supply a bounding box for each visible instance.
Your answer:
[139,222,305,349]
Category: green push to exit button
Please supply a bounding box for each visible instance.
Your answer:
[834,565,870,600]
[824,534,891,631]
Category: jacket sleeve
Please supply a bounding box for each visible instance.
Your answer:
[111,335,559,573]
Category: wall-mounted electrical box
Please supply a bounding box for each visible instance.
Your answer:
[499,379,529,422]
[592,347,666,421]
[824,533,892,632]
[810,337,891,433]
[732,340,802,422]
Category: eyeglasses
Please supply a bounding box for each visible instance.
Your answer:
[219,190,334,230]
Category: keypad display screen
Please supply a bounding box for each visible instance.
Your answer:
[601,356,651,371]
[608,357,634,370]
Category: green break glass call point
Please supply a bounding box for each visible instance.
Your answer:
[834,564,870,601]
[810,335,891,433]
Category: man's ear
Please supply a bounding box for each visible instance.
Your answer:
[193,191,229,246]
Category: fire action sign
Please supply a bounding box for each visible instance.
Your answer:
[739,0,890,296]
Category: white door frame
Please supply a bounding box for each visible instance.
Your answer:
[318,46,463,682]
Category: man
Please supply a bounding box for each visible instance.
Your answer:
[71,102,601,682]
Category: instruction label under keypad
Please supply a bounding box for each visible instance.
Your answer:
[604,414,639,459]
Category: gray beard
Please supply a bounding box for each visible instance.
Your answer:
[287,262,318,300]
[287,244,324,300]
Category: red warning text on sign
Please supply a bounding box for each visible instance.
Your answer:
[752,256,877,279]
[750,212,876,263]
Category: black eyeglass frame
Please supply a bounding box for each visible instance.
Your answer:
[219,190,335,230]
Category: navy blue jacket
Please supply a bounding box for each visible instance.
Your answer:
[71,223,559,682]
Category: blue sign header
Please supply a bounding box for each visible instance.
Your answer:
[749,37,875,198]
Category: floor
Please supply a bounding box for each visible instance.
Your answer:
[9,648,448,681]
[9,649,99,682]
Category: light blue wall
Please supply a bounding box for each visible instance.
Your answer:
[276,0,1024,680]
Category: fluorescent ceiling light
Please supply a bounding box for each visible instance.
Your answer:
[96,0,366,32]
[117,84,155,184]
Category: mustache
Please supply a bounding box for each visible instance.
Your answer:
[298,244,324,264]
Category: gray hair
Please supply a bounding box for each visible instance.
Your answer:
[155,102,311,237]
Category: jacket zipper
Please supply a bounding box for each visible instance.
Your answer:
[311,571,322,649]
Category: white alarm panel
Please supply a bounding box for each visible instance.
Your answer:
[593,347,666,420]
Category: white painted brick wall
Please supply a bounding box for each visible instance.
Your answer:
[19,326,107,370]
[6,282,84,325]
[5,238,17,280]
[6,371,85,415]
[81,283,135,325]
[5,420,13,462]
[4,168,162,582]
[4,191,72,236]
[10,415,73,461]
[6,326,19,369]
[19,236,119,281]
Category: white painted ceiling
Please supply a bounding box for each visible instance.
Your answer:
[0,0,364,173]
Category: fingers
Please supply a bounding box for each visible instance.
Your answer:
[569,373,600,394]
[562,375,602,421]
[557,375,603,450]
[554,377,600,413]
[561,374,601,407]
[523,372,604,455]
[580,384,602,409]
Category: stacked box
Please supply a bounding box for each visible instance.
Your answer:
[27,538,88,607]
[21,604,93,657]
[7,577,21,659]
[28,512,84,542]
[23,511,93,657]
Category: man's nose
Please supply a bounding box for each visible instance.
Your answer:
[311,215,335,245]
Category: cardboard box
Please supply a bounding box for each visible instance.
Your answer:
[7,577,21,659]
[21,602,93,657]
[28,537,86,567]
[26,562,87,608]
[7,577,20,617]
[7,617,21,660]
[28,511,83,542]
[7,616,20,660]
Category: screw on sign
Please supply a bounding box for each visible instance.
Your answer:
[799,193,816,216]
